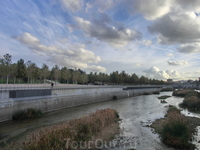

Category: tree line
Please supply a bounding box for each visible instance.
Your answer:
[0,53,166,85]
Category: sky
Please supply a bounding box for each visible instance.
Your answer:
[1,0,200,81]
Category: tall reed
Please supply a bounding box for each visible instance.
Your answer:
[22,108,119,150]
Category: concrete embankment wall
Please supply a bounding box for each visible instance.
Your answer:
[0,86,161,122]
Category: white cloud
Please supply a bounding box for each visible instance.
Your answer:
[14,32,105,72]
[143,66,181,80]
[130,0,172,20]
[143,40,152,46]
[167,53,174,57]
[135,63,142,67]
[61,0,83,12]
[86,0,118,12]
[87,65,106,72]
[178,43,200,54]
[195,71,200,74]
[144,66,160,74]
[58,38,68,44]
[74,17,142,48]
[168,60,188,66]
[16,32,40,45]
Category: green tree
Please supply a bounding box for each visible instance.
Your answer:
[139,75,149,84]
[26,60,37,83]
[88,72,95,83]
[16,59,26,82]
[72,70,80,84]
[0,54,12,84]
[110,71,119,84]
[120,70,128,84]
[41,63,50,83]
[61,67,71,84]
[78,72,88,84]
[130,73,139,84]
[32,66,40,83]
[10,63,18,84]
[51,65,61,83]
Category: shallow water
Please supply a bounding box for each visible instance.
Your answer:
[0,91,199,149]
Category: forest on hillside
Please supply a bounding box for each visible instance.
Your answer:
[0,53,167,85]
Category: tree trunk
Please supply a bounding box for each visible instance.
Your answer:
[6,75,8,84]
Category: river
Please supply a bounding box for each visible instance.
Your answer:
[0,91,200,150]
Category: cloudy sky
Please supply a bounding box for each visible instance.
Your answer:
[1,0,200,81]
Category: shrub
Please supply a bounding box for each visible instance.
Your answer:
[160,107,192,149]
[157,95,171,99]
[176,89,200,111]
[180,96,200,111]
[160,100,167,103]
[161,120,190,148]
[167,105,179,114]
[12,108,43,120]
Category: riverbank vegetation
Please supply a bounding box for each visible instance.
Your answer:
[157,95,171,99]
[151,106,200,149]
[160,88,174,92]
[0,53,167,85]
[173,89,200,112]
[20,108,120,150]
[12,108,43,120]
[157,95,171,103]
[172,89,198,97]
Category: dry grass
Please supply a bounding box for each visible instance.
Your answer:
[21,108,120,150]
[172,89,197,97]
[174,89,200,112]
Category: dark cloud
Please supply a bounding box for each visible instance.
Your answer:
[148,11,200,44]
[177,43,200,54]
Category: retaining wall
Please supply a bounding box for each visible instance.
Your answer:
[51,87,123,96]
[0,87,161,122]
